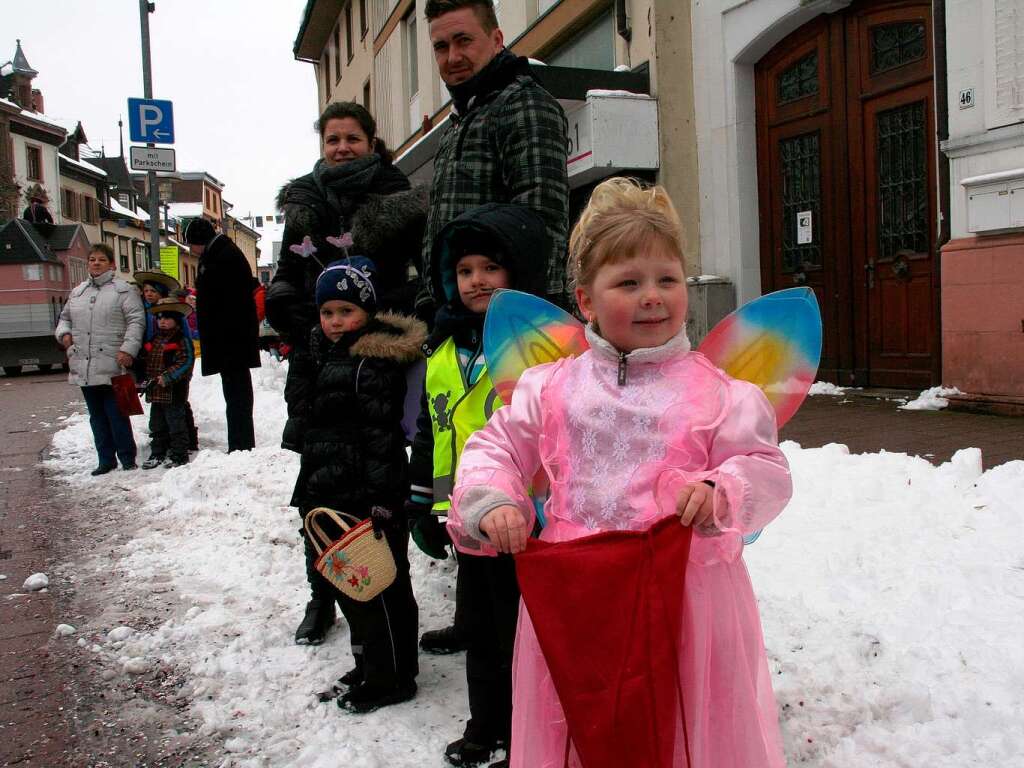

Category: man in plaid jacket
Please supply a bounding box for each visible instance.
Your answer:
[420,0,570,320]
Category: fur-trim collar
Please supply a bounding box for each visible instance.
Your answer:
[349,311,427,363]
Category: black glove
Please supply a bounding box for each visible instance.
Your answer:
[405,500,450,560]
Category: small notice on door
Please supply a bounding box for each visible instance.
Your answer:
[797,210,813,245]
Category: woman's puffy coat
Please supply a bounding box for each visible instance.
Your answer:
[55,270,145,386]
[286,312,427,512]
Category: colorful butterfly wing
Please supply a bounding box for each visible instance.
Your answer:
[698,287,822,429]
[484,289,588,404]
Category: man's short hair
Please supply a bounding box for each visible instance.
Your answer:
[184,217,216,246]
[89,243,115,262]
[424,0,499,32]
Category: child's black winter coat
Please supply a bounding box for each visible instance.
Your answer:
[287,311,427,514]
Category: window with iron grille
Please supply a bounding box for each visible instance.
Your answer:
[777,52,819,105]
[780,131,823,274]
[876,101,928,259]
[869,22,926,75]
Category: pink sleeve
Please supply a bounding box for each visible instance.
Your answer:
[448,364,551,555]
[656,380,792,541]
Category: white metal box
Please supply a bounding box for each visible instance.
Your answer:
[565,92,660,189]
[963,168,1024,233]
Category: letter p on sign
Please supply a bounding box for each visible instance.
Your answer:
[128,98,175,144]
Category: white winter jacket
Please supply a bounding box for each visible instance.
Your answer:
[55,270,145,387]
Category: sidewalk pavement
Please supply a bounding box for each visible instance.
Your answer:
[0,372,78,767]
[781,391,1023,469]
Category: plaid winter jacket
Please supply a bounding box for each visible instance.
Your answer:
[420,55,569,312]
[142,327,194,405]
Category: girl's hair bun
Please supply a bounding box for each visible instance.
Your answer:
[567,177,686,290]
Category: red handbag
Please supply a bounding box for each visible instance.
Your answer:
[110,373,144,417]
[515,516,694,768]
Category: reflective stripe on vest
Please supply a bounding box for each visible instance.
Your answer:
[426,337,503,512]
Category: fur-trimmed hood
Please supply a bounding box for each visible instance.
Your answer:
[348,311,427,363]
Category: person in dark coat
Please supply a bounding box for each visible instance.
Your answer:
[287,256,426,713]
[185,217,261,452]
[22,190,54,225]
[270,102,428,643]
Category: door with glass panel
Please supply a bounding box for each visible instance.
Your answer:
[755,0,937,388]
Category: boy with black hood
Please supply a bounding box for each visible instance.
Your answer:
[287,256,426,713]
[408,202,548,767]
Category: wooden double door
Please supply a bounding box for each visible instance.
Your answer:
[756,0,938,388]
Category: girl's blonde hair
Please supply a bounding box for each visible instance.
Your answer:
[567,177,686,290]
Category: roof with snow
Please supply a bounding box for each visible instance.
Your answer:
[107,198,149,223]
[59,153,107,178]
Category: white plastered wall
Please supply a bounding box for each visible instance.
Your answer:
[691,0,850,303]
[10,131,62,220]
[943,0,1024,239]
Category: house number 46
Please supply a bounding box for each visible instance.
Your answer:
[959,88,975,109]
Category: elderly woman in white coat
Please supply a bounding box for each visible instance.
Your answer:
[55,243,146,475]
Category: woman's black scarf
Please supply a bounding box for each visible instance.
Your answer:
[285,153,408,224]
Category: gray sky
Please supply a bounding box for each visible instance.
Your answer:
[5,0,320,218]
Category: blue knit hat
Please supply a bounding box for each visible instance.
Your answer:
[315,257,379,312]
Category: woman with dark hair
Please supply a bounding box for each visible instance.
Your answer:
[268,102,427,344]
[268,101,428,646]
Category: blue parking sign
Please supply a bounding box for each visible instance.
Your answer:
[128,98,175,144]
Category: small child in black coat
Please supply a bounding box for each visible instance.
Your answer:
[286,256,426,713]
[140,298,195,469]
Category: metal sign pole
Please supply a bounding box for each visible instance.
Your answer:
[139,0,161,268]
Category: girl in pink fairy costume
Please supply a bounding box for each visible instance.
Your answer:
[447,177,793,768]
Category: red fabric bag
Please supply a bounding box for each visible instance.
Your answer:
[253,283,266,323]
[515,515,693,768]
[110,373,143,417]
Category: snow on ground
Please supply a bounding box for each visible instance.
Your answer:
[45,354,1024,767]
[809,381,847,396]
[901,386,963,411]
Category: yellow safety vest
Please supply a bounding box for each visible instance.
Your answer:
[426,337,503,513]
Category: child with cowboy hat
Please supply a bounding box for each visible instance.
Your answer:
[141,297,196,469]
[135,270,200,451]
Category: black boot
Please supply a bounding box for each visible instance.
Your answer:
[420,624,469,655]
[337,680,416,713]
[444,737,497,766]
[295,598,335,645]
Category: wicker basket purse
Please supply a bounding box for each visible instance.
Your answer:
[303,507,397,602]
